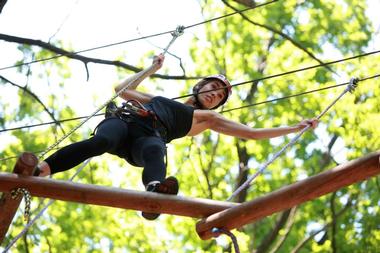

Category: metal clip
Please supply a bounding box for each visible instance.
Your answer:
[123,101,150,117]
[171,25,185,37]
[347,77,359,93]
[105,101,119,118]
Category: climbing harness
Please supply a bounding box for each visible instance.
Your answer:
[102,99,169,167]
[227,77,359,201]
[38,25,184,160]
[212,227,240,253]
[2,0,368,246]
[10,188,32,223]
[103,99,167,140]
[2,25,185,253]
[106,99,155,119]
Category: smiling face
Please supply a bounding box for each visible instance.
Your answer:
[197,79,227,109]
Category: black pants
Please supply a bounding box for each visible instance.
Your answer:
[45,117,166,186]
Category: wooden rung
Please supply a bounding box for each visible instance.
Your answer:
[0,173,238,219]
[196,150,380,240]
[0,152,38,243]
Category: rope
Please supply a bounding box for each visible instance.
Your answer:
[0,147,61,163]
[0,114,104,134]
[1,69,378,136]
[10,188,32,223]
[37,26,184,160]
[222,72,378,113]
[2,25,185,252]
[227,77,359,201]
[173,49,380,101]
[1,73,378,163]
[0,0,277,72]
[212,228,241,253]
[2,159,91,253]
[185,0,278,30]
[162,26,185,54]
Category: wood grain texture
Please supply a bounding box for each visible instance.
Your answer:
[196,151,380,240]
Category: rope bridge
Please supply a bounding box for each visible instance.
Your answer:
[1,151,379,245]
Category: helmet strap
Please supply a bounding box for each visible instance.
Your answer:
[192,80,228,110]
[193,93,206,110]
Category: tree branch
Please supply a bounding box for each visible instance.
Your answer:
[255,208,294,253]
[235,140,249,203]
[376,177,380,193]
[233,35,272,203]
[0,75,65,134]
[188,138,210,198]
[23,231,30,253]
[329,191,337,253]
[291,194,357,253]
[136,27,187,76]
[195,139,214,199]
[221,1,337,75]
[268,207,298,253]
[0,0,7,14]
[0,33,198,81]
[232,0,256,7]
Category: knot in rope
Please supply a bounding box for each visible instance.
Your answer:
[11,188,32,223]
[212,228,240,253]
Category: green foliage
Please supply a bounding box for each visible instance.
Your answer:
[1,0,379,252]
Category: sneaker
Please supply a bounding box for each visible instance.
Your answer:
[33,165,41,176]
[142,176,179,220]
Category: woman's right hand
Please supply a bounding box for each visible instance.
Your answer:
[152,53,165,71]
[296,118,319,131]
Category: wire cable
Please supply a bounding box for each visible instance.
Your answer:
[1,73,378,162]
[172,49,380,100]
[1,72,378,135]
[35,27,184,161]
[221,73,380,113]
[0,147,62,162]
[0,0,278,71]
[0,113,104,133]
[227,77,360,201]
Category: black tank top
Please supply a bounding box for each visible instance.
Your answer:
[144,96,194,143]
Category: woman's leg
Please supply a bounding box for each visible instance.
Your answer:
[130,136,180,220]
[42,118,129,175]
[130,136,167,186]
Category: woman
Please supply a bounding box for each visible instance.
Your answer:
[36,54,318,220]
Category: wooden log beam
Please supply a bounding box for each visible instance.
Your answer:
[0,152,38,243]
[196,151,380,240]
[0,173,238,219]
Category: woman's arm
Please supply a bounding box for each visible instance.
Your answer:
[114,54,164,103]
[188,110,318,139]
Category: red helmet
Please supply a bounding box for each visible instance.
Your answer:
[204,74,232,98]
[193,74,232,109]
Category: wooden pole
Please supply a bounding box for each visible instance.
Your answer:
[0,152,38,243]
[0,173,237,219]
[196,151,380,240]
